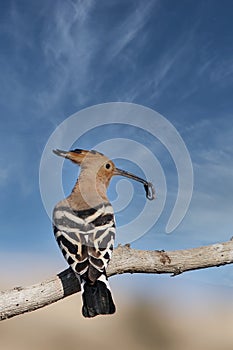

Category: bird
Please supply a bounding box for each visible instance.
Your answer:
[52,148,155,318]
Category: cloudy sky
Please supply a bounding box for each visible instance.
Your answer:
[1,0,233,298]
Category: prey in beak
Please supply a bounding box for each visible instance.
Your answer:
[113,168,155,200]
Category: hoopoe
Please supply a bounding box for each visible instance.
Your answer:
[53,148,155,318]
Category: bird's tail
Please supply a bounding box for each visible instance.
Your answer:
[82,276,116,318]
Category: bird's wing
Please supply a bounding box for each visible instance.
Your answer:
[53,204,115,282]
[53,205,89,275]
[87,205,115,283]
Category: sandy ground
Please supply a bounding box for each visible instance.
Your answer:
[1,288,233,350]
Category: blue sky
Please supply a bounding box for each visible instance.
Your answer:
[1,0,233,297]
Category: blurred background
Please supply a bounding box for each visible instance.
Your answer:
[1,0,233,348]
[2,276,233,350]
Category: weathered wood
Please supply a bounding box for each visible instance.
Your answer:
[1,241,233,321]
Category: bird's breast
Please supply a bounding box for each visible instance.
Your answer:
[53,202,115,235]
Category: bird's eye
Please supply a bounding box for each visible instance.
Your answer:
[105,163,111,170]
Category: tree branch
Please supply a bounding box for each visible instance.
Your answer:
[1,240,233,321]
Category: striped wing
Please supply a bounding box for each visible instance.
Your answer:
[53,203,115,283]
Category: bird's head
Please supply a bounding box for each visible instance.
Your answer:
[53,148,155,200]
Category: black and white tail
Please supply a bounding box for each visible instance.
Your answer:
[82,277,116,318]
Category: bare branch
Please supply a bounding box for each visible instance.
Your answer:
[1,240,233,321]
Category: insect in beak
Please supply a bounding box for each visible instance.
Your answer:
[114,168,155,200]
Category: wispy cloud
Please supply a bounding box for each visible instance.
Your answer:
[105,0,157,61]
[38,0,159,110]
[108,11,205,105]
[35,1,97,112]
[69,0,95,24]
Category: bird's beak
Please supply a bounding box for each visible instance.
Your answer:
[114,168,155,200]
[53,148,88,164]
